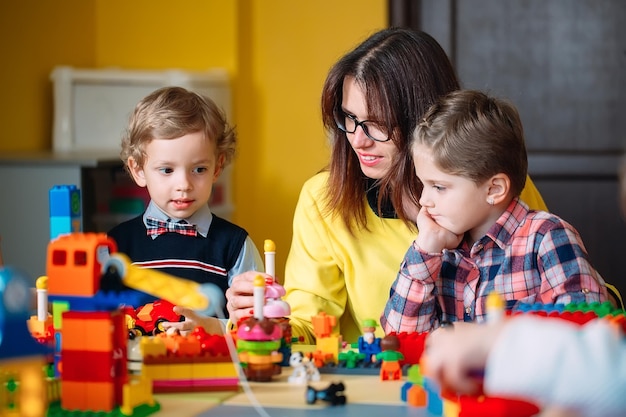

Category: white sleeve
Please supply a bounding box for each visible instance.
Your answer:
[485,315,626,417]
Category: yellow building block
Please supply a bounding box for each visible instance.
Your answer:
[141,363,170,380]
[316,335,341,362]
[121,375,157,416]
[140,336,167,358]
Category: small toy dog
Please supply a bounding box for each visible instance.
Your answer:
[288,351,320,384]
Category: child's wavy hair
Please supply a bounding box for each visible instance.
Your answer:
[413,89,528,197]
[121,86,235,171]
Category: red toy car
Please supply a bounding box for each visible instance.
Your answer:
[124,299,183,336]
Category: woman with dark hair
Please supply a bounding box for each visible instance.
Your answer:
[226,27,547,343]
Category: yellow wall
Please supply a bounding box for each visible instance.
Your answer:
[0,0,387,279]
[0,0,97,151]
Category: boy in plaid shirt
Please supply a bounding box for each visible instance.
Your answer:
[381,90,608,334]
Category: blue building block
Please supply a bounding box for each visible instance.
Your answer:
[401,381,413,402]
[50,216,81,239]
[49,185,81,217]
[49,289,156,312]
[424,377,443,415]
[49,185,82,239]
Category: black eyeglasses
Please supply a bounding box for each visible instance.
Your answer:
[334,111,390,142]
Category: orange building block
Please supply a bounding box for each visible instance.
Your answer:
[60,310,127,412]
[408,385,427,406]
[311,312,337,338]
[46,233,116,297]
[61,381,117,412]
[62,310,126,352]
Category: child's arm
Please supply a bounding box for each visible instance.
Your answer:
[161,305,225,335]
[380,240,443,334]
[537,221,608,304]
[486,316,625,416]
[425,316,626,417]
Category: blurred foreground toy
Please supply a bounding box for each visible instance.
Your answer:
[39,232,225,415]
[0,267,51,417]
[355,318,381,362]
[140,327,238,393]
[124,299,183,337]
[288,351,320,384]
[306,382,347,406]
[376,334,404,381]
[236,275,283,381]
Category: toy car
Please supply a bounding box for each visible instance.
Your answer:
[124,299,183,336]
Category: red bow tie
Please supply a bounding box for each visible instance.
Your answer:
[146,216,197,237]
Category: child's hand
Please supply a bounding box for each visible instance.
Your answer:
[160,306,224,336]
[415,207,463,253]
[424,321,505,395]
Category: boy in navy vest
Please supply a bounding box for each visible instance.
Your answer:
[109,86,262,334]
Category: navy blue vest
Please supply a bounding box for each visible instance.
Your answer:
[108,214,248,318]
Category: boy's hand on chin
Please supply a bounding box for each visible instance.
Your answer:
[416,207,463,253]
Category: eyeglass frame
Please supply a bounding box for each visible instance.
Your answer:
[333,110,391,142]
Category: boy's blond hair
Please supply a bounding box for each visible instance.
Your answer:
[121,86,235,170]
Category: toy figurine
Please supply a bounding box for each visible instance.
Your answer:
[356,318,382,362]
[288,351,320,384]
[306,382,347,406]
[376,334,404,381]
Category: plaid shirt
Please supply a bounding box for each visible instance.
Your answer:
[381,198,608,334]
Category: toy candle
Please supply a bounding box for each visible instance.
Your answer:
[253,274,265,320]
[264,239,276,278]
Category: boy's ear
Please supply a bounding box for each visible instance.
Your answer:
[487,173,511,205]
[213,154,225,181]
[127,157,147,187]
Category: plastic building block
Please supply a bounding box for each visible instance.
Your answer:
[316,334,342,363]
[395,331,428,366]
[120,376,160,416]
[338,350,366,368]
[311,312,337,339]
[60,310,127,412]
[424,377,443,415]
[104,252,212,311]
[407,385,427,406]
[47,233,117,297]
[138,328,239,393]
[0,267,51,417]
[49,185,81,217]
[49,185,82,240]
[457,395,540,417]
